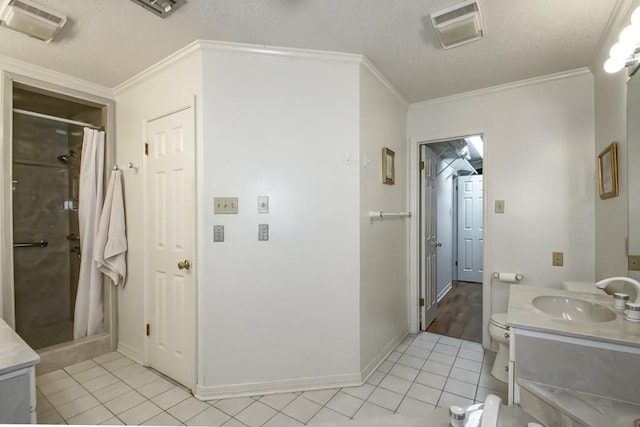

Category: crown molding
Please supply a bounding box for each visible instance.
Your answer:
[589,0,635,70]
[409,68,592,110]
[360,57,408,108]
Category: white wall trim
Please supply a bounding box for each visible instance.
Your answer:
[360,331,407,383]
[589,0,634,70]
[0,53,112,99]
[194,372,362,401]
[409,68,591,110]
[117,341,144,365]
[437,282,453,303]
[360,58,408,108]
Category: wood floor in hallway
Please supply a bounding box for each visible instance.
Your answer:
[426,281,482,343]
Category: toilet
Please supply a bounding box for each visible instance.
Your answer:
[488,312,509,383]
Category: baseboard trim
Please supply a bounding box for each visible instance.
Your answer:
[194,372,361,400]
[437,282,453,303]
[117,341,144,365]
[360,331,408,383]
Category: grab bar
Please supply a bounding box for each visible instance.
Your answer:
[13,240,48,248]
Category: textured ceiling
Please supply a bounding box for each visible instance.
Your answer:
[0,0,620,103]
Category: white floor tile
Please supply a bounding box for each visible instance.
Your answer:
[281,396,322,423]
[365,370,385,386]
[262,412,303,426]
[167,397,210,422]
[397,354,426,369]
[64,360,99,375]
[39,376,79,396]
[379,374,412,395]
[307,407,350,425]
[414,371,446,390]
[438,336,462,348]
[37,409,64,424]
[353,401,393,419]
[56,394,101,420]
[428,351,455,366]
[461,341,484,354]
[102,356,135,372]
[259,392,297,410]
[437,391,473,409]
[100,416,124,425]
[66,405,114,425]
[83,373,121,393]
[93,351,125,366]
[406,383,441,405]
[386,351,402,363]
[47,384,89,407]
[449,366,480,385]
[475,386,507,404]
[394,343,409,352]
[444,378,477,399]
[325,391,365,417]
[421,360,452,377]
[151,386,191,410]
[458,348,484,362]
[365,387,402,412]
[104,390,147,415]
[479,372,507,391]
[112,363,148,380]
[222,418,249,426]
[416,332,440,343]
[388,364,419,382]
[37,395,53,413]
[433,343,459,356]
[300,388,339,406]
[454,357,482,373]
[93,381,134,403]
[136,377,175,399]
[396,396,435,417]
[118,401,163,425]
[377,360,394,373]
[215,397,255,416]
[37,370,70,387]
[341,383,375,401]
[141,411,182,426]
[123,370,160,389]
[404,345,431,358]
[72,366,109,384]
[185,406,231,426]
[234,401,278,427]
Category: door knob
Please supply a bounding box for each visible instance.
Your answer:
[435,242,443,247]
[178,260,191,270]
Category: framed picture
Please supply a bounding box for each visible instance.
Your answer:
[598,141,619,200]
[382,147,395,185]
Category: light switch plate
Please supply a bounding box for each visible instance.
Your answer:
[258,196,269,213]
[258,224,269,241]
[495,200,505,214]
[214,197,238,214]
[629,255,640,271]
[213,225,224,242]
[552,251,564,267]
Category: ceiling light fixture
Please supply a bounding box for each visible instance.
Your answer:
[0,0,67,43]
[129,0,186,18]
[431,0,484,49]
[604,6,640,75]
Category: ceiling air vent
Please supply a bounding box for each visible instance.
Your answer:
[129,0,186,18]
[431,0,484,49]
[0,0,67,43]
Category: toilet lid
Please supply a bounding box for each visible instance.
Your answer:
[490,313,509,328]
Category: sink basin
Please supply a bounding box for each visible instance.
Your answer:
[532,296,616,322]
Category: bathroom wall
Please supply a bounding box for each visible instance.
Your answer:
[408,71,596,315]
[590,0,637,280]
[358,63,408,376]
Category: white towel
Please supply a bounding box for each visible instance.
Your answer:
[94,170,127,286]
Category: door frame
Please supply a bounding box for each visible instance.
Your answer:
[0,71,116,349]
[408,130,492,349]
[142,99,198,391]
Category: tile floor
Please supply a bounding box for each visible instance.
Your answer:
[36,332,507,426]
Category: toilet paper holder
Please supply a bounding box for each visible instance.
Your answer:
[493,272,524,282]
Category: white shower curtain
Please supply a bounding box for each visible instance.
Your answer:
[74,128,105,339]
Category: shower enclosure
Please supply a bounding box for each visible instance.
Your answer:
[4,82,114,361]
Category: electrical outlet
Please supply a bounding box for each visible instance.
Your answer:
[495,200,505,214]
[629,255,640,271]
[552,251,564,267]
[258,224,269,241]
[214,197,238,214]
[213,225,224,242]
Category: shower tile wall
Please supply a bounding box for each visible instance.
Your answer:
[12,114,78,349]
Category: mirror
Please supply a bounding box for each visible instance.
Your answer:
[628,75,640,278]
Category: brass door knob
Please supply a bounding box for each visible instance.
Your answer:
[436,242,443,247]
[178,260,191,270]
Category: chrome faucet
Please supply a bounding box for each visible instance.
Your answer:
[595,277,640,304]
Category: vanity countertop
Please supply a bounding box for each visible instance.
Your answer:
[0,317,39,375]
[508,285,640,348]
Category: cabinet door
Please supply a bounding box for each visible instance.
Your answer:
[0,369,31,423]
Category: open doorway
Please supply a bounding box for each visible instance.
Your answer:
[419,135,484,343]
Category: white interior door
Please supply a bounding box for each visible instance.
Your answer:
[457,175,483,283]
[420,145,438,329]
[146,107,195,389]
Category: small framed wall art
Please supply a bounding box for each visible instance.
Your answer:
[598,141,619,200]
[382,147,395,185]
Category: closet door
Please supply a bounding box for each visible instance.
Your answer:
[145,107,195,389]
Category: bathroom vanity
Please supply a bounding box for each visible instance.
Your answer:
[0,317,40,423]
[507,285,640,426]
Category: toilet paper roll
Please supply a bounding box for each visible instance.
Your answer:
[496,272,517,283]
